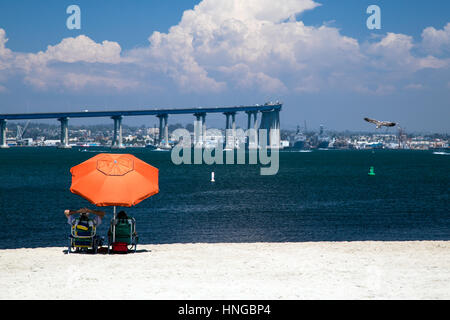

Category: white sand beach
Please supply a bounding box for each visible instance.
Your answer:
[0,241,449,300]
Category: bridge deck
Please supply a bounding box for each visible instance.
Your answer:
[0,104,282,120]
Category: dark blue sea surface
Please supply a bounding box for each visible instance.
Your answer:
[0,147,448,249]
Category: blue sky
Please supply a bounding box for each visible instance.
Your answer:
[0,0,200,52]
[0,0,449,132]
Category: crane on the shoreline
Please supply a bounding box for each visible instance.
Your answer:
[16,121,30,141]
[397,124,408,149]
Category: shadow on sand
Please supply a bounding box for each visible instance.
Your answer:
[62,248,151,255]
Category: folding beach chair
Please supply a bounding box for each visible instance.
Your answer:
[68,217,103,254]
[107,216,138,253]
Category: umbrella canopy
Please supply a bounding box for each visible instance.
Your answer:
[70,153,159,207]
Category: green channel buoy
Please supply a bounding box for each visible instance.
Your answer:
[368,166,376,176]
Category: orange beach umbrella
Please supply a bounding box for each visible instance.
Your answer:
[70,153,159,207]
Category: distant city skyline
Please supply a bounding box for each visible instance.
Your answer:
[6,121,448,152]
[0,0,449,132]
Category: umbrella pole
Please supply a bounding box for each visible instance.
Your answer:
[113,206,116,243]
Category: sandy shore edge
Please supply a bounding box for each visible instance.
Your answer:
[1,241,449,299]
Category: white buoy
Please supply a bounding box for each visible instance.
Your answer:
[211,171,215,182]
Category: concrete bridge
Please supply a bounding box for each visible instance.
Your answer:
[0,103,282,149]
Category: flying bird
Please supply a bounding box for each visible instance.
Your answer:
[364,117,396,129]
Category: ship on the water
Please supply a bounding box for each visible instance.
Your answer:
[285,125,309,150]
[145,143,157,150]
[293,125,307,149]
[316,125,330,149]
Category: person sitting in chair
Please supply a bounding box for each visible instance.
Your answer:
[116,210,128,220]
[108,210,138,253]
[65,208,106,253]
[64,208,105,226]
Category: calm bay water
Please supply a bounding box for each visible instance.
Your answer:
[0,147,448,249]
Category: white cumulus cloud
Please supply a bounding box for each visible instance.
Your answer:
[0,0,449,96]
[421,22,450,55]
[127,0,363,93]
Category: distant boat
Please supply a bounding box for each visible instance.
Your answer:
[317,124,330,149]
[293,136,307,150]
[366,142,383,149]
[145,144,157,150]
[317,140,330,149]
[289,125,308,150]
[433,152,449,155]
